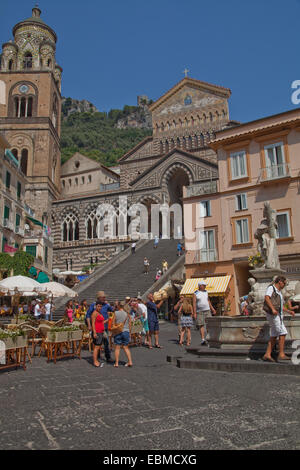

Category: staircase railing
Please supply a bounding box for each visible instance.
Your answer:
[142,255,185,300]
[53,238,150,313]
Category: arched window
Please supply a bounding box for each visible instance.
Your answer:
[14,97,19,117]
[194,135,199,148]
[182,137,187,149]
[165,140,169,153]
[209,112,213,122]
[21,149,28,175]
[47,59,52,68]
[52,95,58,129]
[14,95,34,118]
[11,149,18,160]
[188,136,193,149]
[200,133,204,146]
[20,97,26,117]
[161,122,165,132]
[8,60,13,71]
[86,209,103,240]
[24,53,33,69]
[62,213,79,242]
[170,139,175,150]
[10,82,37,119]
[27,97,33,117]
[176,138,181,148]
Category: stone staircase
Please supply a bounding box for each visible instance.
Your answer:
[53,238,181,320]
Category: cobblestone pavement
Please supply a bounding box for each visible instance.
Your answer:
[0,322,299,450]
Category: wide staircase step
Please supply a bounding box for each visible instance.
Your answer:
[53,239,180,320]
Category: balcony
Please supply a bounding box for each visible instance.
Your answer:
[185,180,218,198]
[193,249,218,263]
[259,163,291,183]
[15,227,25,236]
[24,228,53,243]
[3,219,14,231]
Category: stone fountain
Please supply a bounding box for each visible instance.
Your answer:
[207,202,300,351]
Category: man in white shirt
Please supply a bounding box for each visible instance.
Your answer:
[34,300,41,320]
[44,299,52,321]
[263,276,294,362]
[193,281,216,346]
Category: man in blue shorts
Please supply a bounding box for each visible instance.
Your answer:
[146,293,164,349]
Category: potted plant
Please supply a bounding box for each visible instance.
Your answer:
[0,328,27,350]
[46,325,82,343]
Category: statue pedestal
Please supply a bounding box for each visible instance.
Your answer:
[207,315,300,351]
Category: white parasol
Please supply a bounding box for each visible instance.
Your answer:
[42,282,77,298]
[0,275,48,295]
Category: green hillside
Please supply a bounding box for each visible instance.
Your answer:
[60,104,152,167]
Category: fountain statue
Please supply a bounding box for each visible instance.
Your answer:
[248,201,295,315]
[254,201,280,270]
[206,201,300,351]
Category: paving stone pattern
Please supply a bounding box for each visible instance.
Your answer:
[0,323,299,450]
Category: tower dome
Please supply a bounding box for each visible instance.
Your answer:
[2,6,60,72]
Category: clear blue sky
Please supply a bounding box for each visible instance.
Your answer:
[1,0,299,123]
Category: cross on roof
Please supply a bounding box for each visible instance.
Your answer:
[183,68,190,78]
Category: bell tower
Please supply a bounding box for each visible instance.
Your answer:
[0,6,62,224]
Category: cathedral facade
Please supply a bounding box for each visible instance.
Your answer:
[0,7,235,274]
[52,78,233,272]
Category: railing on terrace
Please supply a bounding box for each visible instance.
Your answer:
[99,182,120,192]
[186,180,218,197]
[24,228,53,243]
[259,163,290,182]
[193,249,218,263]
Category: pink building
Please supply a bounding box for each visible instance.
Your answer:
[183,108,300,316]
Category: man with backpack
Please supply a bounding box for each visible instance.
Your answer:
[85,291,114,362]
[263,276,294,362]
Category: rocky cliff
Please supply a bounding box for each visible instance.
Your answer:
[61,97,99,119]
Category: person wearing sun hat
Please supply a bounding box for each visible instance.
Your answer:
[193,280,216,346]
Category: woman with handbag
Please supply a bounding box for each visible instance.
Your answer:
[112,301,133,368]
[91,301,108,368]
[178,300,193,346]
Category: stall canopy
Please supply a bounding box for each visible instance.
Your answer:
[180,276,231,297]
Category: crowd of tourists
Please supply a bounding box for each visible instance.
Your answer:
[1,273,297,366]
[66,290,165,368]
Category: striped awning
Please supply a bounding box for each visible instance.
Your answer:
[180,276,231,297]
